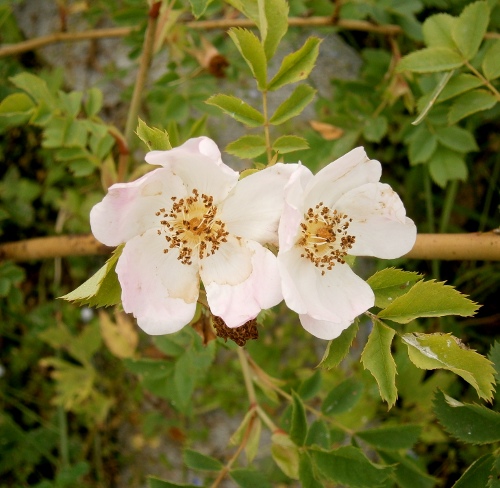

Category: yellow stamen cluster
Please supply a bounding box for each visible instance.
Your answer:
[298,202,355,276]
[155,188,228,265]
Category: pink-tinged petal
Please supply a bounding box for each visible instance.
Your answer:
[116,229,200,334]
[299,314,354,340]
[303,147,382,209]
[205,241,283,328]
[199,235,253,286]
[220,163,299,245]
[278,165,313,253]
[279,247,374,323]
[145,137,239,202]
[90,168,185,246]
[335,182,417,258]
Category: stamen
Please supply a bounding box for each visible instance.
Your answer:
[298,203,355,276]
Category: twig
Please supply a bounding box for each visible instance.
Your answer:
[1,232,500,262]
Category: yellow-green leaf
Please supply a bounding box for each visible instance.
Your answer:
[367,268,422,309]
[452,0,490,60]
[397,47,464,73]
[206,94,265,127]
[270,84,316,125]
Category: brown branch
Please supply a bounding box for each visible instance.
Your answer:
[1,232,500,263]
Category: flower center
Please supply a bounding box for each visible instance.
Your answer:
[155,188,229,265]
[297,202,355,275]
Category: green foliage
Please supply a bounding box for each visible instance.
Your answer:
[319,320,359,369]
[322,377,364,415]
[136,118,172,150]
[205,94,265,126]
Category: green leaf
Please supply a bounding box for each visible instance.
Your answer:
[206,94,265,127]
[318,320,359,369]
[298,370,322,401]
[271,433,300,479]
[272,135,309,154]
[363,116,388,143]
[312,446,394,487]
[305,419,331,449]
[258,0,289,60]
[268,37,321,91]
[183,449,223,471]
[361,321,398,407]
[270,84,316,125]
[230,468,273,488]
[367,268,422,309]
[136,118,171,150]
[429,146,468,188]
[290,391,308,446]
[148,477,199,488]
[0,92,35,115]
[422,13,457,48]
[433,389,500,444]
[228,28,267,89]
[452,1,490,60]
[488,341,500,382]
[9,72,55,106]
[377,279,479,323]
[245,416,261,463]
[225,135,266,158]
[322,377,364,416]
[401,332,495,401]
[453,453,495,488]
[59,91,83,118]
[378,451,438,488]
[189,0,212,18]
[408,127,437,165]
[65,119,88,147]
[482,40,500,80]
[437,73,482,102]
[356,424,421,450]
[435,126,478,153]
[448,89,497,124]
[85,87,103,117]
[299,452,323,488]
[60,246,122,307]
[397,47,464,73]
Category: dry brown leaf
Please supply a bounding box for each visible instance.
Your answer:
[309,120,344,140]
[99,309,138,359]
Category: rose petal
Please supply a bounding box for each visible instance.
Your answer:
[335,183,417,258]
[145,137,239,202]
[116,229,200,334]
[220,163,299,245]
[90,168,185,246]
[205,241,283,328]
[299,314,354,340]
[199,235,253,286]
[303,147,382,210]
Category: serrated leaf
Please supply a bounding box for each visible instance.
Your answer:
[258,0,288,60]
[228,28,267,89]
[9,72,55,106]
[322,377,364,416]
[298,370,322,401]
[183,449,223,471]
[482,40,500,80]
[148,477,199,488]
[270,85,316,125]
[367,268,422,309]
[408,127,437,164]
[453,453,495,488]
[356,424,421,450]
[397,47,464,73]
[435,126,478,153]
[312,446,394,487]
[437,73,482,102]
[429,146,468,188]
[290,391,308,446]
[377,279,479,323]
[230,468,273,488]
[206,94,264,127]
[59,91,83,118]
[305,419,331,449]
[136,118,171,150]
[433,389,500,444]
[272,135,309,154]
[60,246,122,307]
[422,13,457,48]
[488,341,500,382]
[448,89,497,124]
[378,451,438,488]
[361,321,398,407]
[225,135,266,158]
[402,333,495,401]
[85,87,103,117]
[189,0,212,18]
[452,1,490,60]
[299,452,323,488]
[318,320,359,369]
[268,37,321,91]
[271,433,300,479]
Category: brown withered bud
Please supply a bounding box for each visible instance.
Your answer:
[191,37,229,78]
[212,316,258,347]
[191,314,217,346]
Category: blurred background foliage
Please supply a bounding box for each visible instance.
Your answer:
[1,0,500,486]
